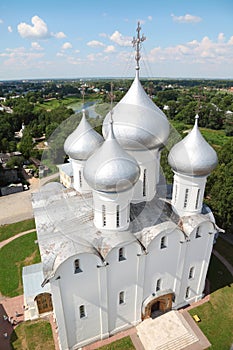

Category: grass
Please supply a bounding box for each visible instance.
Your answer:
[189,254,233,350]
[0,218,35,242]
[97,336,135,350]
[34,96,80,111]
[11,319,55,350]
[0,231,41,297]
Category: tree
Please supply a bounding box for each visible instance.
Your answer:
[206,162,233,231]
[6,156,24,169]
[206,138,233,232]
[18,129,34,159]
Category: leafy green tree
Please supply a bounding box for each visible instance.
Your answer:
[206,162,233,231]
[1,138,9,152]
[206,138,233,232]
[6,156,24,169]
[18,129,34,159]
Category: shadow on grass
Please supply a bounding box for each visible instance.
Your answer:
[10,330,18,349]
[207,253,233,293]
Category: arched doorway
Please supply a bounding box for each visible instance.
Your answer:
[35,293,53,314]
[142,291,174,320]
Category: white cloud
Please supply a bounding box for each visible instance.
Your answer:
[148,16,153,21]
[87,53,103,62]
[61,42,72,50]
[1,47,44,66]
[18,15,51,39]
[171,13,202,23]
[104,45,115,53]
[148,33,233,65]
[110,30,132,46]
[0,19,3,24]
[218,33,225,43]
[53,31,66,39]
[8,26,13,33]
[87,40,105,47]
[17,15,65,40]
[31,42,43,50]
[228,36,233,45]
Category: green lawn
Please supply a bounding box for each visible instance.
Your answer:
[0,231,41,297]
[11,319,55,350]
[189,254,233,350]
[97,336,135,350]
[0,218,35,242]
[34,96,81,111]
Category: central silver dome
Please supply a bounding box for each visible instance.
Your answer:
[102,71,170,150]
[168,115,218,176]
[84,122,140,193]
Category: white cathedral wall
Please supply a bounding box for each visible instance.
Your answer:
[143,228,184,303]
[105,241,143,334]
[171,172,206,217]
[51,253,105,349]
[127,149,159,203]
[71,159,91,193]
[93,189,132,231]
[178,221,216,306]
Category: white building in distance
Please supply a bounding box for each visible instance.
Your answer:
[23,23,220,350]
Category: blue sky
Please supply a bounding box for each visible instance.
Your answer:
[0,0,233,80]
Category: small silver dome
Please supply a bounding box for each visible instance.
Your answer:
[168,115,218,176]
[83,121,140,192]
[102,71,170,150]
[64,110,103,161]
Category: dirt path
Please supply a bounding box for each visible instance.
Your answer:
[0,229,36,249]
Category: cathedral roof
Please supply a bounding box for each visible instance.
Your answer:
[83,120,140,193]
[31,181,218,277]
[64,109,103,161]
[102,70,170,151]
[168,115,218,176]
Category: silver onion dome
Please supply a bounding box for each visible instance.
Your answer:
[102,71,170,150]
[83,121,140,192]
[168,115,218,176]
[64,109,103,161]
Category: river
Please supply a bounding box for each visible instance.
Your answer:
[68,101,99,118]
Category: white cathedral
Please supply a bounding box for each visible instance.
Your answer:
[23,24,220,350]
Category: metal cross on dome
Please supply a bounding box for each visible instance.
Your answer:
[193,86,206,114]
[132,22,146,69]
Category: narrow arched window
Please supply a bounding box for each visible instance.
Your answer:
[116,205,120,228]
[119,291,125,304]
[143,169,147,197]
[195,227,201,238]
[79,170,82,188]
[185,287,190,299]
[160,236,167,249]
[195,189,200,209]
[118,247,125,261]
[156,278,161,291]
[102,205,106,227]
[74,259,82,273]
[183,188,189,208]
[189,266,195,279]
[79,305,86,318]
